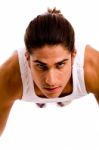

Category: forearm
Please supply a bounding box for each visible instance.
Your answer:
[0,113,8,136]
[94,94,99,105]
[0,102,14,136]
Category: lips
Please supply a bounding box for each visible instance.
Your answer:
[44,86,61,93]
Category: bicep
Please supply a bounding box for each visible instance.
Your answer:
[0,80,14,136]
[0,64,15,135]
[0,51,22,101]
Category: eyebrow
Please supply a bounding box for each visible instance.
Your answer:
[33,58,69,65]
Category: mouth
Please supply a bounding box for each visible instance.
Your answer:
[44,86,61,93]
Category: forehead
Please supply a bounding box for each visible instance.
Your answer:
[31,45,71,63]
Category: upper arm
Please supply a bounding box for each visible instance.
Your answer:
[0,63,14,135]
[0,51,22,101]
[84,45,99,94]
[84,46,99,105]
[0,51,22,135]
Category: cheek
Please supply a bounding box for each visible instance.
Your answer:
[62,65,72,79]
[31,68,44,83]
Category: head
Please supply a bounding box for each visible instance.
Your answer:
[24,8,76,98]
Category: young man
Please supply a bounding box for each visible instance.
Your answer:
[0,8,99,135]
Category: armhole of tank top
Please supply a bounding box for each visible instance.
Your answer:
[17,49,27,100]
[74,41,86,67]
[17,49,36,101]
[74,41,88,95]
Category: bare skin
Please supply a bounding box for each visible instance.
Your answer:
[0,45,99,135]
[0,52,22,135]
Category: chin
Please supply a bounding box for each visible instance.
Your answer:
[42,87,63,98]
[44,93,61,99]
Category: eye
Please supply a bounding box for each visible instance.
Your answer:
[56,62,66,69]
[36,64,48,70]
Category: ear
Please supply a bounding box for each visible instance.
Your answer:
[25,51,31,67]
[71,49,77,65]
[25,51,30,60]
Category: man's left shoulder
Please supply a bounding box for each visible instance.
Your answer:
[84,45,99,94]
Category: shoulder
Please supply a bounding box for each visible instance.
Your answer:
[84,45,99,94]
[0,51,23,105]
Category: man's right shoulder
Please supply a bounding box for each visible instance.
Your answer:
[0,51,23,104]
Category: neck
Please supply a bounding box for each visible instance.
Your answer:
[60,76,73,97]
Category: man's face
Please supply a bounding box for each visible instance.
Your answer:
[26,45,76,98]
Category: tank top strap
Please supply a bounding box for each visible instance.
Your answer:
[17,48,34,100]
[74,40,86,67]
[73,41,87,95]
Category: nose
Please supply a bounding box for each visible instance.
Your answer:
[45,69,57,86]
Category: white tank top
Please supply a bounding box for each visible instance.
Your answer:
[17,42,87,104]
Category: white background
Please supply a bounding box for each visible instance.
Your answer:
[0,0,99,150]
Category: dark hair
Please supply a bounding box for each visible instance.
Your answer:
[24,8,75,54]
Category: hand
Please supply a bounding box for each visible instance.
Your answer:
[57,101,72,107]
[36,103,46,108]
[36,100,72,108]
